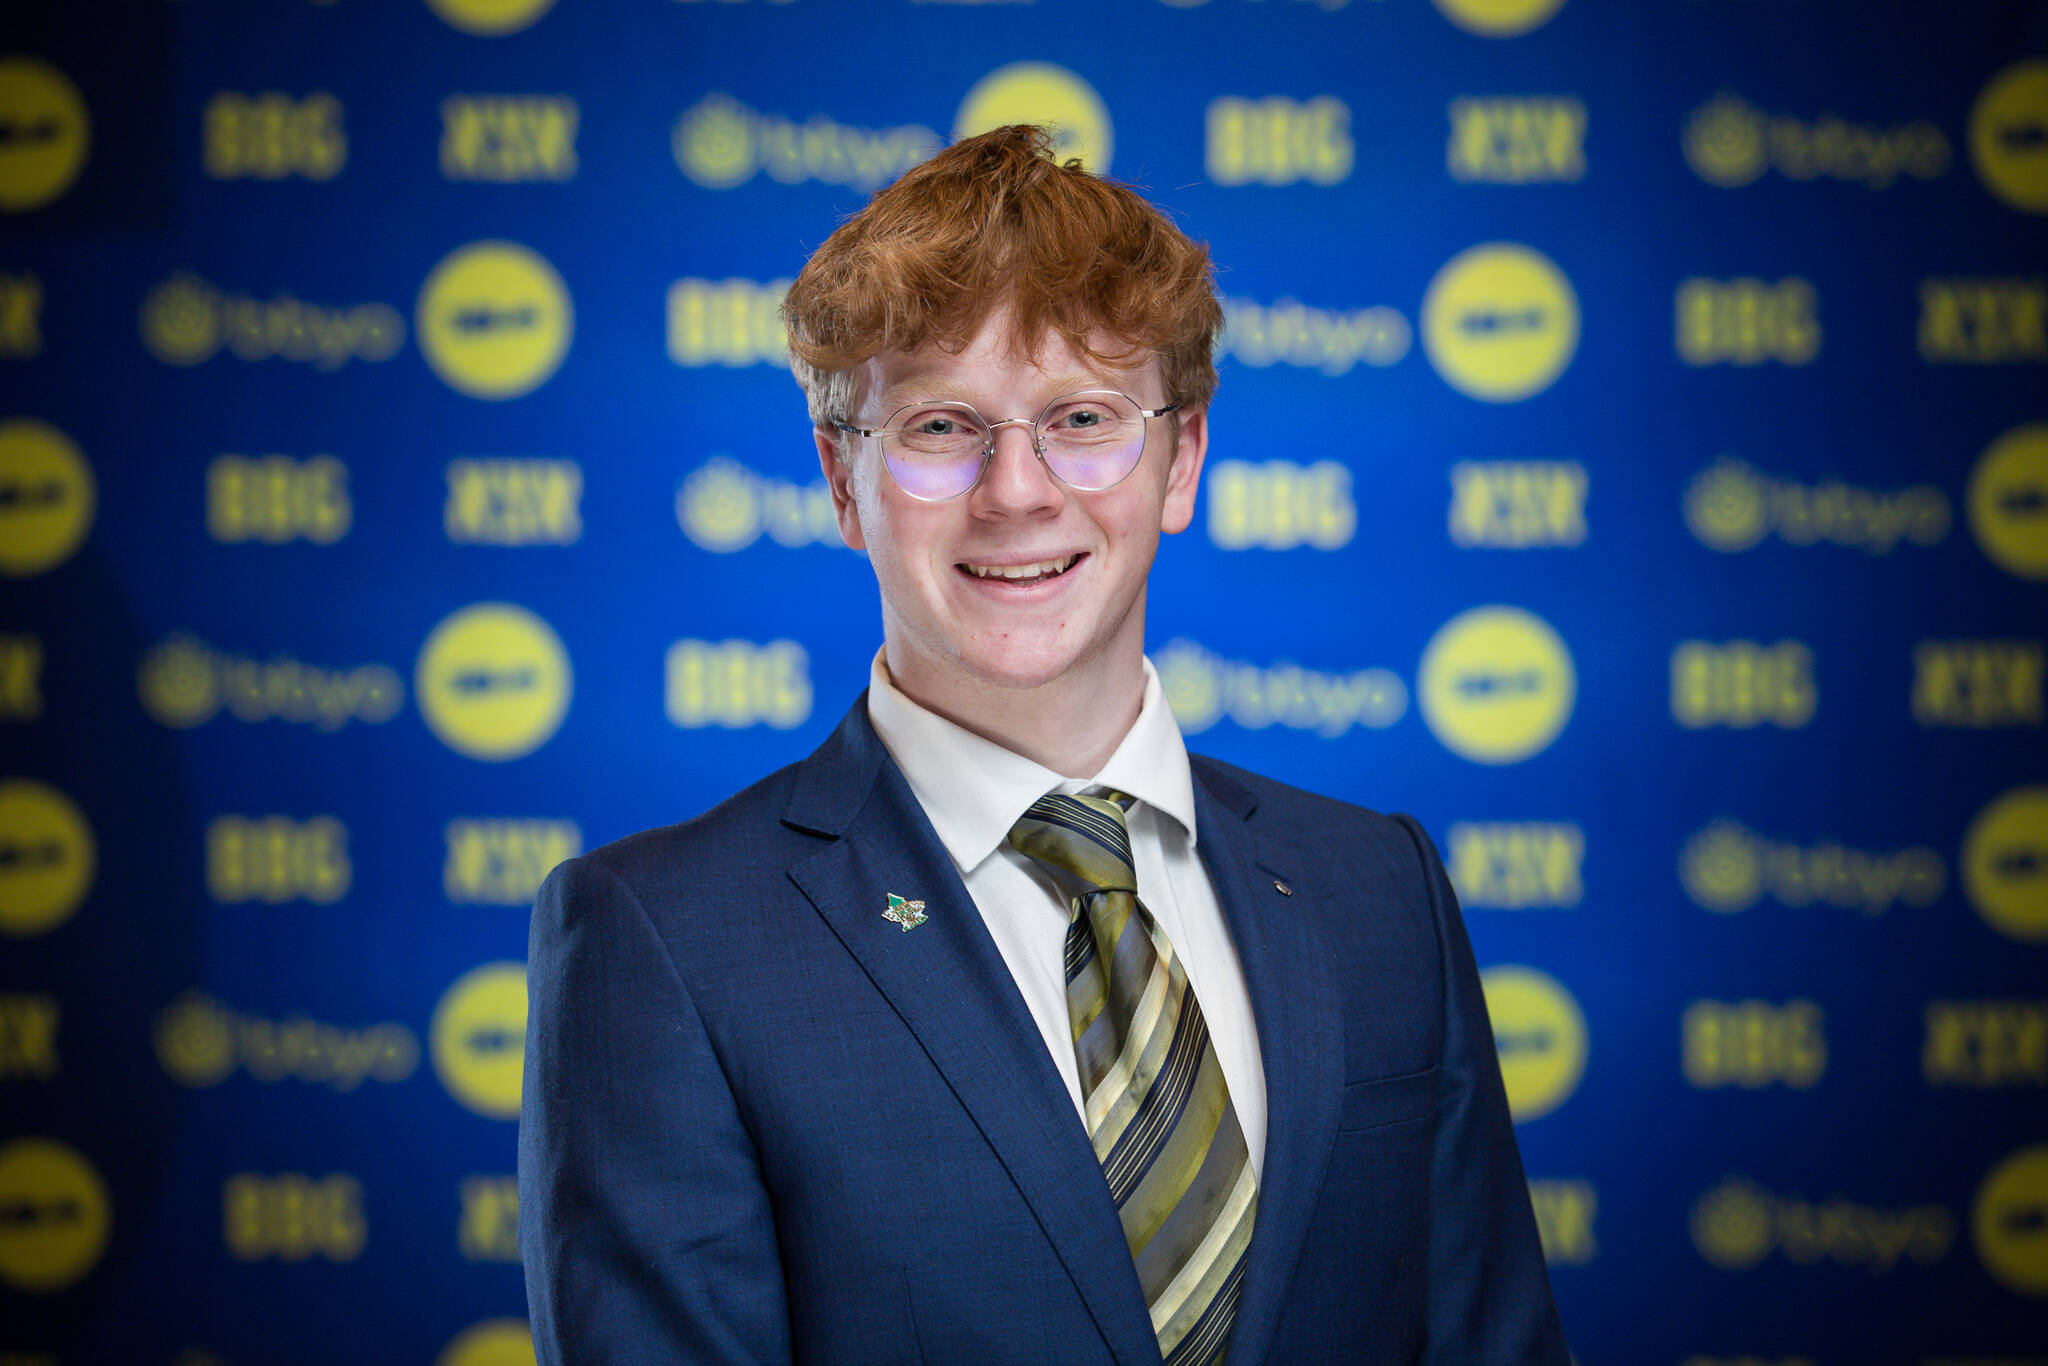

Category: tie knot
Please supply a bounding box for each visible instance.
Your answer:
[1006,790,1137,896]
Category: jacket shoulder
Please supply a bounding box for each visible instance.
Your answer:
[566,754,820,898]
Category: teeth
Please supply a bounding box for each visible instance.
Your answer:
[966,555,1078,581]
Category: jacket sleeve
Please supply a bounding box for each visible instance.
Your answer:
[1394,815,1572,1365]
[519,852,793,1364]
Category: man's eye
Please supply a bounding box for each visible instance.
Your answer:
[917,418,959,435]
[1065,410,1104,428]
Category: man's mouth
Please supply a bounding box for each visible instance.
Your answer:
[959,554,1081,584]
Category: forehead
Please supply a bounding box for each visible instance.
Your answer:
[857,321,1160,412]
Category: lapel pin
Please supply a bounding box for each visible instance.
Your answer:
[1273,880,1293,896]
[883,892,928,931]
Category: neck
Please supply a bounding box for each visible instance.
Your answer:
[883,646,1147,779]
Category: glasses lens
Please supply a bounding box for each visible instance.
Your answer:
[1038,391,1147,491]
[880,403,986,500]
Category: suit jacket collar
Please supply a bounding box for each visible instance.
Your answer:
[783,702,1343,1366]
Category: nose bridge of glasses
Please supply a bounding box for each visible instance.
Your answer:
[984,414,1046,456]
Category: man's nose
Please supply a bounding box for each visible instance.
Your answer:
[971,420,1064,514]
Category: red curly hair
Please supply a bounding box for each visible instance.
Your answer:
[782,125,1222,428]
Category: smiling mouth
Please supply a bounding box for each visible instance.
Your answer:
[960,554,1081,584]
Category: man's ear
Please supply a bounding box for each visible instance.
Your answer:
[1158,404,1208,536]
[816,424,867,551]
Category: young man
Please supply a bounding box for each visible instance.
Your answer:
[520,126,1569,1365]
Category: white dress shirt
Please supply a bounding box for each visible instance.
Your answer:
[866,651,1268,1178]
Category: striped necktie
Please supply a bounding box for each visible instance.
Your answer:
[1008,790,1256,1366]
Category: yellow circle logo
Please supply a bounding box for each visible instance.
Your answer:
[425,0,556,36]
[154,992,237,1087]
[1684,93,1768,188]
[1156,639,1224,736]
[1422,243,1579,402]
[140,272,222,367]
[1973,1144,2048,1296]
[0,418,95,577]
[1479,965,1586,1122]
[1967,422,2048,581]
[138,634,221,728]
[955,63,1113,174]
[0,1138,110,1292]
[0,58,90,213]
[417,603,571,761]
[1691,1177,1774,1271]
[437,1319,537,1366]
[1418,606,1575,764]
[417,241,573,400]
[673,95,757,190]
[1962,785,2048,942]
[1432,0,1567,38]
[432,961,527,1120]
[0,779,95,938]
[1684,457,1769,552]
[1679,821,1763,913]
[1970,60,2048,214]
[677,458,762,551]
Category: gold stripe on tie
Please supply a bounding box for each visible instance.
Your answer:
[1008,791,1255,1366]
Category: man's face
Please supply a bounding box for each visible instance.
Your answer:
[817,307,1206,708]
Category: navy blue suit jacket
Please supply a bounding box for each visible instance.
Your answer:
[519,699,1570,1364]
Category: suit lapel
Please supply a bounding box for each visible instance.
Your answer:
[783,702,1162,1366]
[1189,761,1343,1366]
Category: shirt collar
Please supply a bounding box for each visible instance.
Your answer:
[865,650,1199,876]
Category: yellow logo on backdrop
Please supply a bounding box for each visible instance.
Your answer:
[428,0,556,36]
[432,962,527,1121]
[141,271,404,371]
[1448,461,1586,548]
[445,459,582,545]
[1670,640,1815,729]
[418,242,572,399]
[154,991,418,1092]
[1683,999,1825,1089]
[666,639,813,729]
[1480,965,1585,1122]
[444,819,579,905]
[203,92,345,180]
[0,635,41,720]
[0,418,94,577]
[0,58,90,212]
[1433,0,1564,38]
[1970,60,2048,213]
[1919,278,2048,363]
[1418,606,1575,764]
[1447,97,1585,183]
[1154,638,1406,738]
[438,1320,538,1366]
[1526,1179,1596,1265]
[1219,297,1411,375]
[1206,459,1356,551]
[1692,1177,1953,1273]
[458,1176,520,1262]
[1678,819,1945,917]
[417,604,571,760]
[1963,786,2048,942]
[207,815,350,904]
[0,273,42,355]
[1422,244,1578,402]
[1206,96,1352,186]
[441,96,577,182]
[0,993,58,1079]
[956,64,1112,173]
[1913,640,2044,728]
[677,457,842,553]
[1676,278,1820,366]
[1683,92,1948,191]
[1684,457,1948,555]
[0,1138,109,1292]
[222,1174,364,1262]
[668,278,792,367]
[207,454,350,545]
[1924,1001,2048,1088]
[1971,1145,2048,1295]
[1968,423,2048,580]
[139,633,403,732]
[673,94,940,191]
[0,779,93,938]
[1447,822,1583,909]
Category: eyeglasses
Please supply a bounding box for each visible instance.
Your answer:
[833,389,1183,502]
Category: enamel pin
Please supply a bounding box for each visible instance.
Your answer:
[883,893,928,931]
